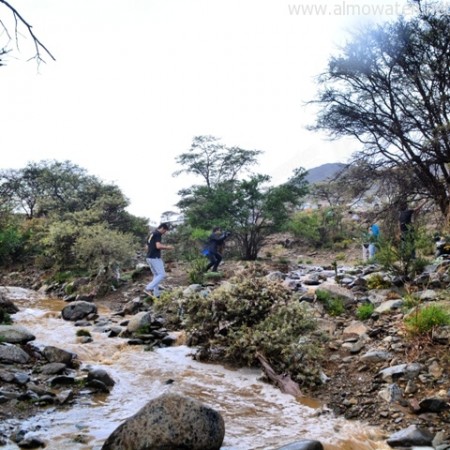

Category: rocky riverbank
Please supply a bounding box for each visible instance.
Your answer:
[1,247,450,449]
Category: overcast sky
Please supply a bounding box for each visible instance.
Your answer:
[0,0,413,223]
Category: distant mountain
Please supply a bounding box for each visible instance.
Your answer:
[305,163,346,184]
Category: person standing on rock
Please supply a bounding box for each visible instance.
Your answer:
[144,223,174,298]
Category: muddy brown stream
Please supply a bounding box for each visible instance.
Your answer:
[5,292,391,450]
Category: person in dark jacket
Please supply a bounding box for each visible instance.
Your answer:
[398,199,427,259]
[203,227,230,272]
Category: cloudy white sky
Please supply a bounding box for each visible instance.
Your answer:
[0,0,414,223]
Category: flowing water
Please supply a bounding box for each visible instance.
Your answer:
[3,290,391,450]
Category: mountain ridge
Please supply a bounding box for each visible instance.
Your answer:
[305,162,346,184]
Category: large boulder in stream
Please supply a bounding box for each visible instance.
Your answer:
[61,301,97,321]
[0,325,35,344]
[101,392,225,450]
[0,293,19,314]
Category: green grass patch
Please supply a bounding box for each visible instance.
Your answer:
[356,303,375,320]
[404,305,450,336]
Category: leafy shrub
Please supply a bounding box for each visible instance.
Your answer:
[76,329,91,337]
[41,220,79,267]
[334,252,346,261]
[402,293,421,310]
[0,225,26,266]
[0,308,12,325]
[153,288,185,328]
[174,275,322,387]
[404,305,450,336]
[333,240,351,251]
[188,257,208,284]
[315,288,345,316]
[315,289,331,303]
[50,269,88,284]
[74,224,138,272]
[204,271,223,281]
[327,298,345,316]
[356,303,375,320]
[366,273,391,290]
[376,229,431,280]
[287,211,322,246]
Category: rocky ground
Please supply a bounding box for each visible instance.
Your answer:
[1,238,450,448]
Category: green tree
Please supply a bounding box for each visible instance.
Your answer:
[0,160,148,238]
[175,136,309,260]
[0,161,94,218]
[174,135,262,189]
[0,160,148,270]
[311,5,450,218]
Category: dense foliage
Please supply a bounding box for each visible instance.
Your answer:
[155,273,324,387]
[174,135,309,260]
[0,160,148,288]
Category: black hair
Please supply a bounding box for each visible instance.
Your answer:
[158,223,170,230]
[212,226,222,232]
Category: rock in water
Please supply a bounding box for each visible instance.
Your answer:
[101,392,225,450]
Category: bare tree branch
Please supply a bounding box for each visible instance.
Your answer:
[0,0,55,66]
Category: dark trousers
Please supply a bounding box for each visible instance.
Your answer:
[400,231,416,259]
[206,252,222,272]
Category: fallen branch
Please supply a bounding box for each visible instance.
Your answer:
[256,352,303,398]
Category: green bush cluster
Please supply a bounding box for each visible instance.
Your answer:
[404,305,450,336]
[287,207,353,250]
[187,257,208,284]
[169,275,323,387]
[356,303,375,320]
[366,273,391,290]
[0,225,26,265]
[315,289,345,316]
[0,308,12,325]
[375,229,432,280]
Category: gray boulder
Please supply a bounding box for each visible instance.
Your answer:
[0,294,19,314]
[43,345,76,366]
[101,392,225,450]
[126,311,152,334]
[276,439,324,450]
[386,424,434,447]
[0,344,30,364]
[61,301,97,321]
[0,325,35,344]
[87,367,115,387]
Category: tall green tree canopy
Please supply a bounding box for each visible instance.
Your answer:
[174,135,262,189]
[0,160,131,225]
[311,3,450,217]
[175,136,309,260]
[0,160,148,270]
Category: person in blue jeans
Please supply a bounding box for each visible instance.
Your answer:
[144,223,174,298]
[362,222,380,261]
[368,223,380,258]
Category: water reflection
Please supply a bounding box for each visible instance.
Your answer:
[5,294,390,450]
